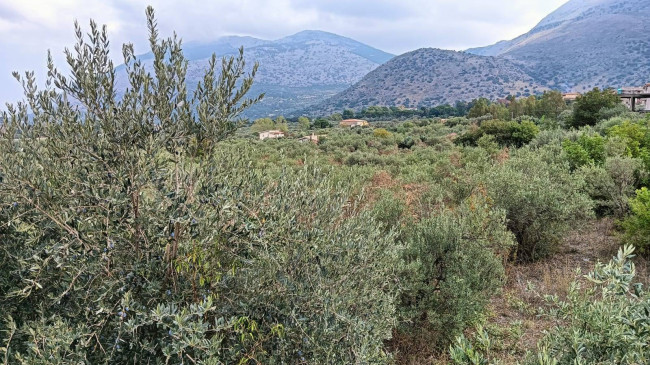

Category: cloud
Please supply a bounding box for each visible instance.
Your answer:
[289,0,417,20]
[0,0,569,106]
[0,3,26,23]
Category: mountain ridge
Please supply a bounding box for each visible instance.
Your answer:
[303,48,547,115]
[467,0,650,91]
[114,30,394,118]
[307,0,649,116]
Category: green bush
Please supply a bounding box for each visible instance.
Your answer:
[562,133,606,169]
[251,117,276,132]
[580,157,645,217]
[450,246,650,365]
[374,128,393,138]
[598,103,632,121]
[457,120,539,147]
[398,136,416,149]
[0,10,399,364]
[533,246,650,364]
[621,187,650,253]
[529,129,573,149]
[607,121,649,158]
[398,194,514,348]
[570,88,621,128]
[482,147,593,260]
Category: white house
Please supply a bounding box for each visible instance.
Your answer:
[259,130,285,140]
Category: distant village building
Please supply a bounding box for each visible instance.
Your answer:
[339,119,369,128]
[617,84,650,112]
[259,130,285,140]
[562,92,581,102]
[298,133,320,144]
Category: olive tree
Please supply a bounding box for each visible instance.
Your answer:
[0,7,399,364]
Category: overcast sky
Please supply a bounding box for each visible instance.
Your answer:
[0,0,569,106]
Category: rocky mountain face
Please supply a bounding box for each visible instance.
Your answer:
[307,0,649,116]
[114,30,393,118]
[303,48,547,115]
[467,0,650,92]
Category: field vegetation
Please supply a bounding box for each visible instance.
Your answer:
[2,9,650,364]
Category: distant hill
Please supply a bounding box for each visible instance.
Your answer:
[307,0,649,116]
[114,30,393,118]
[467,0,650,91]
[303,48,546,115]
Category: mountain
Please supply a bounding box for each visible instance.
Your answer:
[114,30,393,118]
[467,0,650,91]
[304,48,546,115]
[306,0,649,116]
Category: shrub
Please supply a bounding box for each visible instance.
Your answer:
[580,157,644,217]
[558,109,574,127]
[297,116,310,130]
[451,246,650,364]
[313,118,331,128]
[0,9,399,364]
[562,133,606,169]
[371,189,407,234]
[482,147,593,260]
[607,121,649,158]
[374,128,393,138]
[533,246,650,364]
[398,194,514,348]
[476,134,500,156]
[571,88,621,128]
[529,129,572,149]
[621,187,650,253]
[598,103,631,120]
[251,117,275,132]
[398,136,416,149]
[457,120,539,147]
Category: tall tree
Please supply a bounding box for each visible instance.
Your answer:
[572,88,620,127]
[298,116,311,130]
[538,90,567,119]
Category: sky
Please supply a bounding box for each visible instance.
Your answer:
[0,0,569,106]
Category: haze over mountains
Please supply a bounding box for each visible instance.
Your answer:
[306,0,650,116]
[111,0,650,118]
[114,30,393,118]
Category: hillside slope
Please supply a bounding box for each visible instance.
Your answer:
[304,48,546,115]
[467,0,650,91]
[114,30,393,118]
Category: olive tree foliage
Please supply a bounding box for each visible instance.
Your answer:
[579,157,645,218]
[398,193,514,348]
[297,116,311,130]
[531,245,650,364]
[622,187,650,253]
[450,246,650,365]
[0,8,399,364]
[480,147,593,261]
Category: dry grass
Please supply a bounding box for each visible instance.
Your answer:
[365,171,429,218]
[476,218,623,364]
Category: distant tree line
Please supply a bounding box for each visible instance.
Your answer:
[307,90,615,123]
[332,102,473,121]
